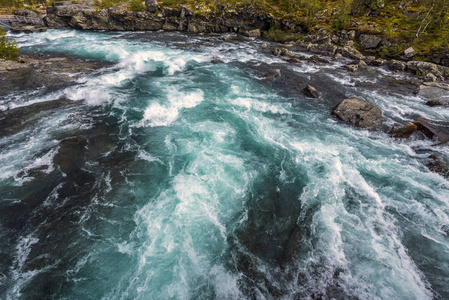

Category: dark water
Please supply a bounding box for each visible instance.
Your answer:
[0,29,448,299]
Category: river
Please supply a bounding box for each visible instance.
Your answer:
[1,29,448,299]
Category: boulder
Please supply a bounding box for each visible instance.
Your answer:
[388,59,406,72]
[307,43,337,56]
[388,122,418,138]
[359,34,382,49]
[145,0,159,12]
[331,97,385,130]
[337,44,365,60]
[414,120,449,144]
[302,85,321,99]
[427,155,449,178]
[417,82,449,101]
[407,61,443,78]
[403,47,417,59]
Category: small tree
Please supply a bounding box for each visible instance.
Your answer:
[0,27,20,60]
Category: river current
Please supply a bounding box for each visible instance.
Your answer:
[1,29,449,299]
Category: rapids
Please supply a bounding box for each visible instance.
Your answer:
[0,29,448,299]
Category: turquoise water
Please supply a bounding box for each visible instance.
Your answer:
[1,29,449,299]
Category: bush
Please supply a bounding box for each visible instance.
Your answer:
[129,0,145,11]
[264,28,301,43]
[0,27,20,60]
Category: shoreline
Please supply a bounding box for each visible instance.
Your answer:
[5,2,449,84]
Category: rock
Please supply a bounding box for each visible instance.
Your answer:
[359,34,382,49]
[286,57,302,64]
[0,55,108,96]
[388,122,418,138]
[413,120,449,144]
[343,64,358,72]
[307,43,337,56]
[307,55,332,64]
[280,48,296,58]
[219,35,235,41]
[427,155,449,178]
[403,47,417,59]
[370,58,386,67]
[331,97,385,130]
[357,60,368,69]
[145,0,159,12]
[425,99,449,107]
[407,61,443,78]
[180,5,194,19]
[388,59,406,72]
[264,69,281,79]
[333,53,344,60]
[337,44,365,60]
[15,9,45,25]
[243,29,261,37]
[271,47,282,56]
[364,56,376,65]
[302,85,321,99]
[424,73,438,82]
[417,82,449,101]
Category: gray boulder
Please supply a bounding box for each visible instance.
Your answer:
[407,61,444,78]
[417,82,449,102]
[388,59,406,72]
[359,34,382,49]
[332,97,385,130]
[145,0,159,12]
[307,43,337,56]
[403,47,417,59]
[337,44,365,60]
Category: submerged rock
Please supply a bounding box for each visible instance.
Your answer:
[427,155,449,178]
[302,85,321,99]
[414,120,449,144]
[388,120,449,144]
[307,55,332,64]
[425,99,449,107]
[263,69,281,79]
[332,97,385,130]
[389,122,418,139]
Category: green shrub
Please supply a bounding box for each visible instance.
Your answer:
[0,27,20,60]
[264,28,301,43]
[129,0,145,11]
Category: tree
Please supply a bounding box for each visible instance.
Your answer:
[0,27,20,60]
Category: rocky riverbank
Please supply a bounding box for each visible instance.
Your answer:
[0,54,108,97]
[7,1,449,83]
